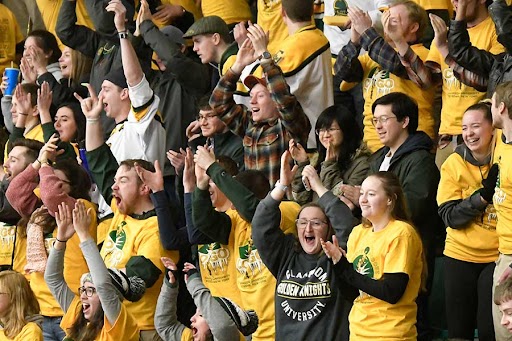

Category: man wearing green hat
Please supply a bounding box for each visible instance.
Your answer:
[183,15,238,77]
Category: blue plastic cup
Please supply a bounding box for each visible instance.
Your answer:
[4,68,20,97]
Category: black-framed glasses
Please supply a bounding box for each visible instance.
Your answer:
[315,127,341,135]
[196,113,217,122]
[371,116,397,126]
[295,218,327,229]
[78,286,97,297]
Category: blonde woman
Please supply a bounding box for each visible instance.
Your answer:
[0,271,43,340]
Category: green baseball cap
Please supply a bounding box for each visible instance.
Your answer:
[183,15,229,39]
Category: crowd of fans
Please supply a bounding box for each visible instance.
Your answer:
[2,0,512,340]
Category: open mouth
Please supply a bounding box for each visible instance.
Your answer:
[83,303,91,316]
[252,107,260,113]
[113,195,121,207]
[305,236,315,244]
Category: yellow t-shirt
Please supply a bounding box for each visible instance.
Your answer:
[201,0,251,25]
[36,0,94,50]
[61,296,139,341]
[355,44,435,152]
[427,16,505,135]
[100,204,178,330]
[228,201,298,341]
[257,0,288,55]
[0,4,24,75]
[346,220,424,340]
[493,130,512,254]
[0,322,43,341]
[198,222,243,307]
[25,124,44,143]
[0,223,27,274]
[437,152,498,263]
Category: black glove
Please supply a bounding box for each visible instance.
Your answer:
[480,163,499,203]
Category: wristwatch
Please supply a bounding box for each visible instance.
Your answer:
[118,30,129,39]
[261,51,272,60]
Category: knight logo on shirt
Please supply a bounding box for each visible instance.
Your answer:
[236,239,264,278]
[198,243,230,275]
[103,221,127,267]
[364,67,394,98]
[353,247,375,300]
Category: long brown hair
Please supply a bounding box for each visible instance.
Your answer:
[67,299,104,341]
[0,271,40,339]
[69,48,92,87]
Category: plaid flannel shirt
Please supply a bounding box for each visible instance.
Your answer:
[210,60,311,186]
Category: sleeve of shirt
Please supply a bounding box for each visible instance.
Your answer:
[209,69,251,137]
[399,46,441,89]
[128,75,154,110]
[334,41,364,82]
[445,55,488,92]
[360,27,408,78]
[262,60,311,143]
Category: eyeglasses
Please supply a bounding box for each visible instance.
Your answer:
[295,218,327,229]
[371,116,397,126]
[315,128,341,135]
[78,286,97,297]
[196,113,217,122]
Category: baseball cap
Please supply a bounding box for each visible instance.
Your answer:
[243,75,267,90]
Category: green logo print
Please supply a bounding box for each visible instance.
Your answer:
[353,247,374,278]
[333,0,348,16]
[104,221,127,266]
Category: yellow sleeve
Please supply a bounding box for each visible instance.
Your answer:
[181,328,194,341]
[437,156,464,205]
[102,303,140,341]
[382,233,419,277]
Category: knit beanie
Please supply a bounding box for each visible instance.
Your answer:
[214,297,259,336]
[80,269,146,302]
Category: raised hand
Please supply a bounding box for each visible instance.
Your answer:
[247,23,269,57]
[161,257,178,284]
[134,160,164,192]
[20,57,36,84]
[72,200,92,241]
[325,140,337,162]
[74,84,103,120]
[167,148,187,175]
[338,184,361,208]
[320,235,344,264]
[55,203,75,242]
[105,0,128,32]
[194,160,210,190]
[348,7,372,35]
[185,120,201,141]
[288,139,308,163]
[430,14,448,54]
[183,262,197,283]
[231,38,257,74]
[302,165,324,194]
[14,84,33,116]
[37,81,53,116]
[37,133,64,166]
[279,150,298,187]
[234,21,249,48]
[135,0,152,36]
[182,148,196,193]
[194,145,216,171]
[153,4,184,25]
[27,46,48,76]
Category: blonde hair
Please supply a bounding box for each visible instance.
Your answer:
[390,0,428,40]
[0,271,40,339]
[68,48,92,87]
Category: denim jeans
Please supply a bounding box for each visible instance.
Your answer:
[43,316,65,341]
